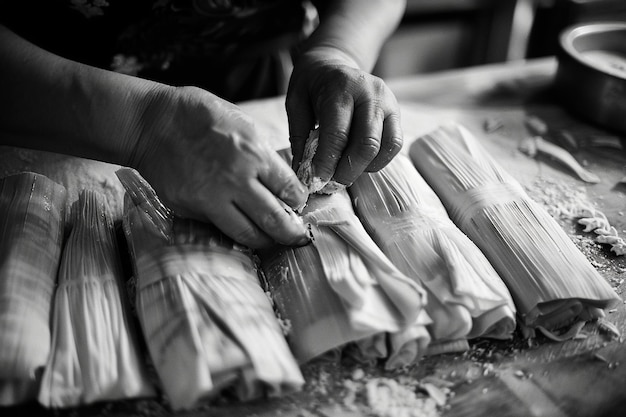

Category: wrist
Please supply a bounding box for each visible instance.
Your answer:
[122,82,175,172]
[297,45,362,70]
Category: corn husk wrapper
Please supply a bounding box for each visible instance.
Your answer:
[0,172,66,405]
[38,189,154,407]
[409,123,621,335]
[260,189,429,365]
[350,154,516,347]
[117,168,303,410]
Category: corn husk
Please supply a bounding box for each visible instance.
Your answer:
[350,154,516,348]
[117,168,303,410]
[259,189,430,366]
[409,123,621,336]
[38,189,154,407]
[0,172,66,405]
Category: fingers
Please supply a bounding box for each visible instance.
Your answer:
[330,96,384,185]
[314,85,402,186]
[232,179,309,249]
[260,150,309,211]
[364,111,403,172]
[286,90,316,172]
[208,202,275,249]
[311,92,354,182]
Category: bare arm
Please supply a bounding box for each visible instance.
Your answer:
[308,0,406,72]
[0,24,308,249]
[0,24,158,165]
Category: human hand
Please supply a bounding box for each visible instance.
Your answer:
[286,47,403,188]
[129,86,309,249]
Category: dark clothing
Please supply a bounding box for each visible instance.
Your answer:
[1,0,315,101]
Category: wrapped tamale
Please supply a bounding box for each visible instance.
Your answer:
[38,189,154,407]
[409,123,621,336]
[349,154,516,348]
[259,188,430,367]
[117,168,303,410]
[0,172,66,405]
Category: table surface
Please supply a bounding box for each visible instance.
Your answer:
[2,57,626,417]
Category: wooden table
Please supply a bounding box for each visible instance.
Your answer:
[2,57,626,417]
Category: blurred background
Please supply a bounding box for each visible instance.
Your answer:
[373,0,626,79]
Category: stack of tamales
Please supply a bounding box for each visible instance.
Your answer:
[117,168,303,410]
[349,154,516,355]
[409,123,621,337]
[39,189,154,407]
[0,172,66,405]
[261,149,430,368]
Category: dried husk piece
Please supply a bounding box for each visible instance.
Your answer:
[409,123,621,335]
[259,189,429,365]
[0,172,66,405]
[38,189,154,407]
[117,168,303,410]
[350,154,516,347]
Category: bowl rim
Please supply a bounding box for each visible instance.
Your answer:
[559,21,626,80]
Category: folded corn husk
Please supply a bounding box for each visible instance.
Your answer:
[0,172,66,405]
[259,187,430,367]
[350,154,516,347]
[38,189,154,407]
[409,123,621,336]
[117,168,303,410]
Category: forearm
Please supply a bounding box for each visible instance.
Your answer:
[307,0,406,71]
[0,24,165,167]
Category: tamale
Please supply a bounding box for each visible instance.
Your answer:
[0,172,66,405]
[349,154,516,347]
[38,189,154,407]
[117,168,303,410]
[409,123,621,336]
[259,189,430,366]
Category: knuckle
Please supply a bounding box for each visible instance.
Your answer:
[386,134,404,155]
[326,129,350,146]
[355,136,381,161]
[370,76,386,94]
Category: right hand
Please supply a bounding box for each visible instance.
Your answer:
[129,86,309,249]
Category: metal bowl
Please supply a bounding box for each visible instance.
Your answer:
[554,22,626,135]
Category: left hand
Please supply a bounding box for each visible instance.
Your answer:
[286,46,403,187]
